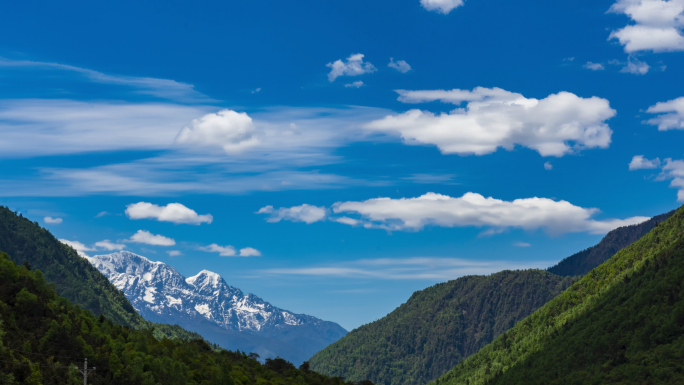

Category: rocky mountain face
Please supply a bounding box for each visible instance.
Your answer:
[86,251,347,365]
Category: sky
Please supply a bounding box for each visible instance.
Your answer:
[1,0,684,331]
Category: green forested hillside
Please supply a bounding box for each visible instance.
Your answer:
[0,251,371,385]
[433,205,684,385]
[0,206,200,342]
[308,270,574,385]
[547,209,675,277]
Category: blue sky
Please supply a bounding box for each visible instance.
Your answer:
[2,0,684,330]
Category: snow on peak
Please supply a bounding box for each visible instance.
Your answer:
[186,269,222,288]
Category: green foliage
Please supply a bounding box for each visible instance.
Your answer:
[548,209,675,277]
[433,205,684,385]
[309,270,574,385]
[0,206,201,342]
[0,251,374,385]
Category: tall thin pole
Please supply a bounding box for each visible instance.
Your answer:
[83,359,87,385]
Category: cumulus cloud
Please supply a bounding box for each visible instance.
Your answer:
[645,96,684,130]
[239,247,262,257]
[584,62,606,70]
[635,157,684,201]
[94,240,126,251]
[175,109,259,153]
[331,192,648,235]
[629,155,661,170]
[58,239,93,257]
[388,58,412,73]
[257,204,328,224]
[44,216,62,224]
[345,81,365,88]
[128,230,175,246]
[420,0,464,14]
[620,57,650,74]
[326,54,377,82]
[608,0,684,53]
[167,250,182,256]
[125,202,213,225]
[366,87,616,157]
[201,244,236,256]
[544,162,553,170]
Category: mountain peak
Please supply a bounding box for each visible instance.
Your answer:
[186,269,223,288]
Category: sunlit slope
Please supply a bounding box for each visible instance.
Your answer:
[308,270,574,385]
[433,205,684,385]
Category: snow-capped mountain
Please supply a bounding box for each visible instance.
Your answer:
[86,251,346,364]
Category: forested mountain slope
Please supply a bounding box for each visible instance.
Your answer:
[0,252,369,385]
[433,205,684,385]
[308,270,574,385]
[0,206,201,341]
[547,209,675,276]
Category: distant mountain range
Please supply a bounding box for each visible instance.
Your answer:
[86,251,347,365]
[309,208,678,385]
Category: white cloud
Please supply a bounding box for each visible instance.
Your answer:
[658,158,684,201]
[44,216,62,224]
[326,54,377,82]
[0,99,211,157]
[128,230,175,246]
[239,247,262,257]
[331,192,649,235]
[58,239,93,258]
[620,57,650,74]
[167,250,182,256]
[175,109,260,153]
[629,155,661,170]
[645,96,684,130]
[544,162,553,170]
[608,0,684,53]
[584,62,606,70]
[345,81,365,88]
[388,58,412,73]
[420,0,464,14]
[201,244,236,257]
[514,242,531,247]
[125,202,213,225]
[252,88,261,94]
[262,257,551,280]
[0,57,211,103]
[330,216,362,226]
[95,211,109,218]
[366,87,616,157]
[95,240,126,251]
[257,204,328,224]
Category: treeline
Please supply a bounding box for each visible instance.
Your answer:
[0,251,373,385]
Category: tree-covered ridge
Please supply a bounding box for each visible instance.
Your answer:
[0,206,200,342]
[547,209,675,277]
[432,205,684,385]
[0,251,372,385]
[308,270,574,385]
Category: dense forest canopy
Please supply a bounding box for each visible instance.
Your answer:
[433,205,684,385]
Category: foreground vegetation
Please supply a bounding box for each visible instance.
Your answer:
[309,270,574,385]
[0,251,371,385]
[433,205,684,385]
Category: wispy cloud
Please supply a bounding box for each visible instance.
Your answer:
[262,257,552,280]
[0,57,212,103]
